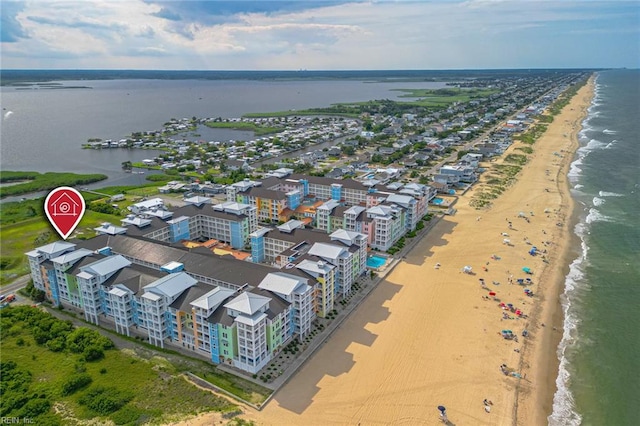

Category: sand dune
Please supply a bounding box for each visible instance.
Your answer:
[175,79,594,426]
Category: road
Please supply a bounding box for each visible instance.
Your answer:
[1,274,31,294]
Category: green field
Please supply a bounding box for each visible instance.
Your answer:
[0,306,242,425]
[242,87,498,117]
[204,121,282,135]
[0,180,169,286]
[0,171,107,198]
[389,87,499,107]
[0,209,124,285]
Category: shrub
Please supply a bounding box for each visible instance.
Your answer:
[110,405,145,425]
[79,386,134,415]
[17,397,51,418]
[61,373,92,396]
[83,345,105,362]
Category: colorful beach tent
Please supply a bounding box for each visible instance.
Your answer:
[522,267,532,273]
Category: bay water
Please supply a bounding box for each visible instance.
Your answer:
[1,78,446,180]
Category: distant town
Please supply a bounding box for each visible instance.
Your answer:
[26,70,587,388]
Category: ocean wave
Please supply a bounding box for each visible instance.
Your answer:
[573,184,584,190]
[598,191,624,197]
[585,208,611,224]
[592,196,605,207]
[568,158,583,180]
[604,140,617,149]
[549,223,589,426]
[577,139,607,156]
[602,129,617,135]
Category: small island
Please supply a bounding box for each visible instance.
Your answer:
[0,171,107,198]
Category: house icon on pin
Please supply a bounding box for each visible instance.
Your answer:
[50,193,80,216]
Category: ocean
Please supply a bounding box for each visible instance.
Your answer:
[550,70,640,425]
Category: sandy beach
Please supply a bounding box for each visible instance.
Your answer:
[176,78,594,426]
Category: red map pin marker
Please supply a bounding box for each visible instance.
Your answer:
[44,187,86,240]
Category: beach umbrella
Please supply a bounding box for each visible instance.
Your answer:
[437,406,446,414]
[522,267,531,273]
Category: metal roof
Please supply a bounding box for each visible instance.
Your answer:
[296,258,336,276]
[258,272,309,297]
[234,311,268,326]
[329,229,366,247]
[31,241,75,255]
[144,272,197,299]
[191,286,237,311]
[224,292,270,316]
[308,242,347,261]
[81,255,131,278]
[51,248,94,265]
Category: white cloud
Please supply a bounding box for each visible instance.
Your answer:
[1,0,638,69]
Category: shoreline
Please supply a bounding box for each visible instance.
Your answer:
[516,77,595,425]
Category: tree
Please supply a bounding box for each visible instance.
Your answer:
[121,161,132,171]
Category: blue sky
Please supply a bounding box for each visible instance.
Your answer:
[1,0,638,69]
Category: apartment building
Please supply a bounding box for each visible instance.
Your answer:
[25,234,313,375]
[124,198,257,250]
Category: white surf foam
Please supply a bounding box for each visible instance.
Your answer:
[568,158,583,181]
[604,140,617,149]
[585,207,611,224]
[578,139,606,153]
[592,196,605,207]
[548,222,589,426]
[602,129,617,135]
[573,184,584,190]
[3,111,13,120]
[598,191,624,197]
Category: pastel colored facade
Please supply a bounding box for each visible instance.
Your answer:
[295,259,336,318]
[366,204,406,251]
[249,221,366,307]
[258,272,315,338]
[127,199,258,249]
[25,234,313,375]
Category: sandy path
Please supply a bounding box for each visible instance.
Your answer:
[175,79,594,426]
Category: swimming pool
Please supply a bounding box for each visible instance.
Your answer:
[367,255,387,268]
[432,197,445,205]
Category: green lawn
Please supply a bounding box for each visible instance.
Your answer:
[0,210,123,286]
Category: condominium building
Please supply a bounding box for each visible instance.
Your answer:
[25,234,310,375]
[257,272,315,338]
[124,198,257,249]
[365,204,406,251]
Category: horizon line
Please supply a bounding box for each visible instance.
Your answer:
[1,67,621,72]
